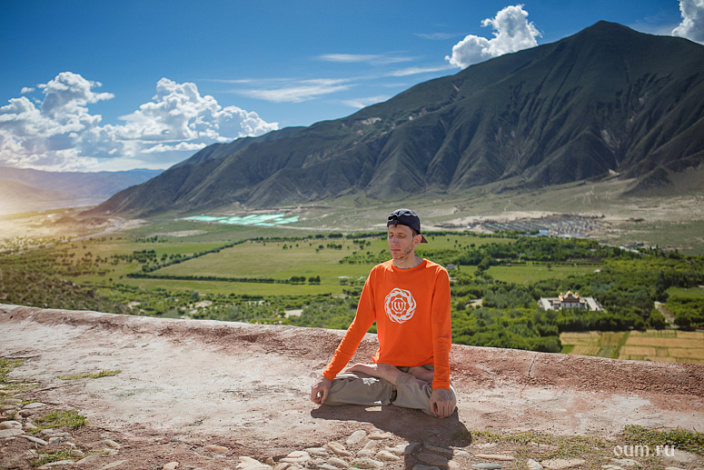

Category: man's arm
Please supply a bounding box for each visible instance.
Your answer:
[430,267,453,390]
[319,271,377,382]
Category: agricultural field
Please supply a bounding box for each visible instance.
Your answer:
[2,212,703,356]
[560,329,704,364]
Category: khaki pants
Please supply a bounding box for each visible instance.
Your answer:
[324,365,456,416]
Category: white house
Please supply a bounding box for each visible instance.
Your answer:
[538,291,604,311]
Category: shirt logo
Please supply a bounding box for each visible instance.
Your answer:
[384,288,416,324]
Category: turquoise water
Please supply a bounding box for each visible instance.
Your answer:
[183,213,299,227]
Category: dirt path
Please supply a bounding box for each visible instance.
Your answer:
[1,304,703,469]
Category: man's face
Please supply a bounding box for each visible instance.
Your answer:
[387,224,420,261]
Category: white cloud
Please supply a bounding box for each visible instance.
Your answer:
[0,73,278,171]
[672,0,704,43]
[20,87,35,94]
[445,4,541,69]
[415,32,463,41]
[388,65,455,77]
[317,53,414,65]
[237,78,352,103]
[341,96,390,109]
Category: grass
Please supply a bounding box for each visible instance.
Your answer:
[468,426,704,470]
[30,448,84,467]
[32,410,86,432]
[59,369,121,380]
[0,357,36,392]
[0,357,23,384]
[472,429,610,461]
[623,425,704,455]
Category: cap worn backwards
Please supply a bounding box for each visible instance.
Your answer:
[387,208,428,243]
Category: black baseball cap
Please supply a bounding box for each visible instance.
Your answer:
[387,208,428,243]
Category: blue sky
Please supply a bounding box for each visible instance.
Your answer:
[1,0,701,172]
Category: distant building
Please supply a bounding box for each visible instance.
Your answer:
[538,291,604,311]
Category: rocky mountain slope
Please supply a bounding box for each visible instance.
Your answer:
[93,21,704,217]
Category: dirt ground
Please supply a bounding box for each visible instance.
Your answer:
[1,304,703,469]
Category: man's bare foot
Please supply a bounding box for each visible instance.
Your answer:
[408,366,434,383]
[346,363,402,386]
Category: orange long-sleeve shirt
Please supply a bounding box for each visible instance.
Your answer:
[322,259,452,390]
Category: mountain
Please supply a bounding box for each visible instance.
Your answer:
[0,167,163,213]
[93,22,704,216]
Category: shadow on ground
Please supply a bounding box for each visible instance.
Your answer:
[312,404,472,468]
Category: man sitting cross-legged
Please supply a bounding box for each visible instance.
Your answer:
[310,208,456,418]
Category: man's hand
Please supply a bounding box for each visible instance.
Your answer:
[429,387,456,418]
[310,376,332,405]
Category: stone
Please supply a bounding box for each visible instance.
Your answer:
[22,402,46,409]
[475,443,498,449]
[102,439,121,449]
[304,446,328,457]
[327,457,349,468]
[541,459,587,470]
[352,457,384,469]
[611,459,641,467]
[476,454,515,461]
[423,443,454,456]
[346,430,367,447]
[386,443,409,456]
[163,463,180,470]
[0,420,22,430]
[472,464,503,470]
[417,451,450,466]
[358,441,378,458]
[41,460,76,467]
[0,428,24,437]
[205,444,229,454]
[369,431,395,440]
[280,451,311,464]
[664,467,687,470]
[24,422,38,431]
[236,456,271,469]
[413,465,442,470]
[448,461,461,470]
[76,454,103,466]
[98,460,130,469]
[527,458,543,470]
[376,450,401,461]
[49,437,68,446]
[328,442,352,457]
[663,450,698,465]
[20,434,48,446]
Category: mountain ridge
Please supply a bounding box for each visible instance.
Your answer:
[0,167,163,214]
[93,22,704,216]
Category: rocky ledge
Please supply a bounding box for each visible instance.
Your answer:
[1,304,703,469]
